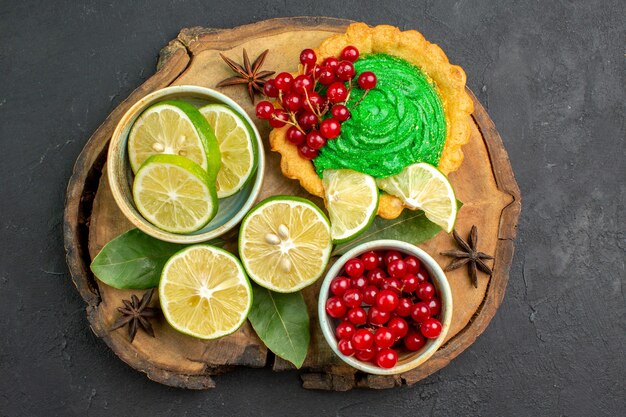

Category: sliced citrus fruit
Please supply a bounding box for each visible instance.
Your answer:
[127,100,221,180]
[322,169,379,243]
[159,245,252,339]
[238,196,332,293]
[132,154,218,234]
[376,162,457,233]
[199,104,257,198]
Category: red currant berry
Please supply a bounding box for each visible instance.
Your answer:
[322,57,339,71]
[335,321,356,340]
[325,296,347,318]
[374,327,395,349]
[344,258,365,278]
[404,255,421,274]
[362,285,379,305]
[367,268,387,286]
[293,74,314,94]
[360,251,379,271]
[368,306,390,326]
[335,61,356,81]
[263,79,279,98]
[326,82,348,103]
[342,288,363,308]
[355,347,376,362]
[299,48,317,67]
[309,64,323,79]
[427,298,441,316]
[305,91,325,112]
[411,302,431,323]
[269,109,288,128]
[340,45,359,62]
[357,71,377,90]
[420,318,443,339]
[395,298,413,317]
[375,348,398,369]
[330,276,351,296]
[417,282,436,301]
[306,130,326,150]
[384,250,403,266]
[401,274,419,293]
[351,275,368,291]
[337,338,355,356]
[381,278,402,294]
[352,329,374,350]
[298,144,319,159]
[330,104,351,122]
[404,331,426,351]
[297,111,318,130]
[274,72,294,91]
[255,100,274,119]
[416,268,430,284]
[282,92,302,112]
[387,259,408,279]
[347,307,367,325]
[318,68,335,85]
[388,317,409,339]
[286,127,305,145]
[376,289,400,312]
[320,118,341,139]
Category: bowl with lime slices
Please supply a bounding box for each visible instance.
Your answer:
[108,85,264,243]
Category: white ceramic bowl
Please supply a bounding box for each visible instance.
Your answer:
[318,240,453,375]
[107,85,265,243]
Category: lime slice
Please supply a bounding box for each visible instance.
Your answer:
[238,196,332,293]
[132,154,218,234]
[376,163,457,233]
[160,245,252,339]
[322,169,379,243]
[199,104,257,198]
[128,100,221,181]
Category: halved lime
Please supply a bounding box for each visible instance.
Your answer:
[132,154,218,234]
[322,169,379,243]
[160,245,252,339]
[199,104,257,198]
[127,100,221,181]
[238,196,332,293]
[376,162,457,233]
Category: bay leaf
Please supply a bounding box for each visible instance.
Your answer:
[248,284,310,369]
[332,201,462,256]
[90,228,226,289]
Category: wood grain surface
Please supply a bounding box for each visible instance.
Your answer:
[64,17,520,390]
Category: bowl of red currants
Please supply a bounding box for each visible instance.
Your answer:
[318,240,452,375]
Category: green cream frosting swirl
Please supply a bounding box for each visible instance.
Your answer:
[313,53,447,178]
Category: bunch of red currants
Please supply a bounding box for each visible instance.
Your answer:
[325,250,444,369]
[255,45,377,160]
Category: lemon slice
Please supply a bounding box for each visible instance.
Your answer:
[132,154,218,234]
[238,196,332,293]
[376,163,457,233]
[199,104,257,198]
[322,169,379,243]
[128,100,221,179]
[160,245,252,339]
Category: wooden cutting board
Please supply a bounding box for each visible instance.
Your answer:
[63,17,521,390]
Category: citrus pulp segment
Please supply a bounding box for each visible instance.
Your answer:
[159,245,252,339]
[199,104,257,198]
[132,154,218,234]
[238,196,332,293]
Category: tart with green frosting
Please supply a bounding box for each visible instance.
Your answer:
[270,23,473,219]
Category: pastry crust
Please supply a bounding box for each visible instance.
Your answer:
[269,23,473,219]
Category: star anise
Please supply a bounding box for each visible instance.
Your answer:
[216,49,275,104]
[111,288,159,343]
[440,225,494,288]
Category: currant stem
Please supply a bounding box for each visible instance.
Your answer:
[350,89,370,110]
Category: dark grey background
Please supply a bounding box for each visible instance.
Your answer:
[1,0,624,416]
